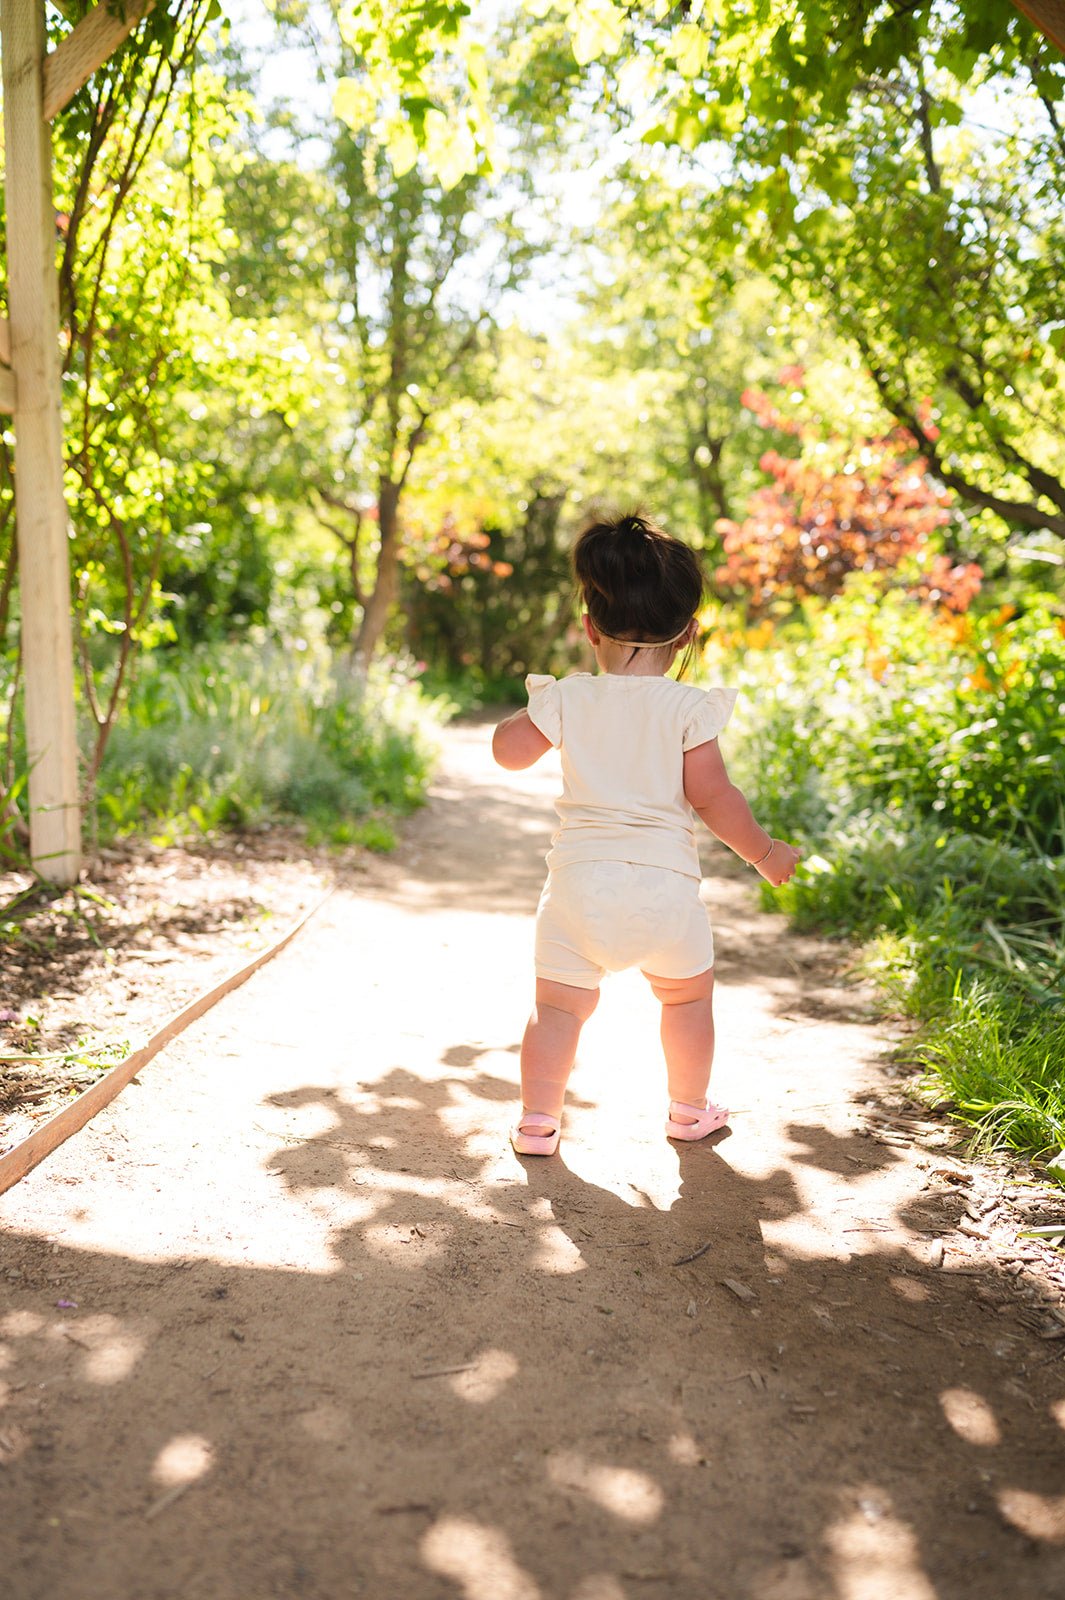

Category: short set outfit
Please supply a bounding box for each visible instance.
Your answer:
[526,672,737,990]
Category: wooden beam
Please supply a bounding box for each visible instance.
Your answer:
[0,314,10,366]
[0,367,16,412]
[0,890,332,1199]
[1,0,81,883]
[1013,0,1065,54]
[42,0,154,123]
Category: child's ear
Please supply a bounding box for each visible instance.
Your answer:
[582,613,600,646]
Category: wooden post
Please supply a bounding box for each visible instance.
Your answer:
[1,0,81,883]
[1012,0,1065,54]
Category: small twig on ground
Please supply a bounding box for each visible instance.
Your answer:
[673,1241,714,1266]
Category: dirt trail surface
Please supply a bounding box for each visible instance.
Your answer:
[2,721,1065,1600]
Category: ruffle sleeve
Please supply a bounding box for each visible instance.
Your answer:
[525,673,562,747]
[681,686,739,752]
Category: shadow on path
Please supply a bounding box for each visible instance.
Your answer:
[3,1057,1065,1600]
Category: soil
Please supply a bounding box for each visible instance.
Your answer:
[0,836,332,1145]
[2,717,1065,1600]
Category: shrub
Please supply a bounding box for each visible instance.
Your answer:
[703,582,1065,1176]
[95,644,448,847]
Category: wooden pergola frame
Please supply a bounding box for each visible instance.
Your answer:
[1,0,151,886]
[1,0,1063,887]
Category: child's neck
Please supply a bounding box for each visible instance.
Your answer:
[594,642,676,677]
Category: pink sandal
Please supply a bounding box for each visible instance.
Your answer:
[665,1100,730,1141]
[510,1112,561,1157]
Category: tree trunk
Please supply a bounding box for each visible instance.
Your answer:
[353,477,401,666]
[689,431,730,547]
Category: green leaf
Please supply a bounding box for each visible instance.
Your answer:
[673,22,710,79]
[334,77,376,133]
[570,0,626,67]
[930,99,963,127]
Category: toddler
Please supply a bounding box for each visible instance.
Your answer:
[492,511,801,1156]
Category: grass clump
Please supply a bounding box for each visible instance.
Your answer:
[705,582,1065,1179]
[914,982,1065,1163]
[95,644,449,848]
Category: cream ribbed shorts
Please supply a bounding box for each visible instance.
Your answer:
[534,861,714,991]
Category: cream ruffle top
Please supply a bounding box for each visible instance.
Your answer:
[526,672,738,881]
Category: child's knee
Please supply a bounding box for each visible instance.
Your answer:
[535,977,600,1023]
[644,967,715,1005]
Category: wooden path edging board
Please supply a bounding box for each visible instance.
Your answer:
[0,887,334,1199]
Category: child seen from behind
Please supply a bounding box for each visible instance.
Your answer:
[492,512,801,1156]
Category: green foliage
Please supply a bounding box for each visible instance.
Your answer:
[915,986,1065,1164]
[710,582,1065,1176]
[95,646,446,845]
[857,609,1065,852]
[716,586,1065,853]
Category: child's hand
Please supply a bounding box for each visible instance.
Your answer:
[755,840,802,886]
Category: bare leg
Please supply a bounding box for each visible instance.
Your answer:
[643,967,716,1122]
[519,977,599,1126]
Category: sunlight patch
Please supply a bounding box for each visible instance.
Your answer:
[361,1221,447,1264]
[547,1451,663,1524]
[890,1274,931,1304]
[152,1433,213,1487]
[421,1515,541,1600]
[449,1347,518,1404]
[530,1224,584,1275]
[571,1578,627,1600]
[298,1403,351,1443]
[667,1430,706,1466]
[939,1387,1000,1447]
[1,1311,43,1337]
[997,1488,1065,1543]
[827,1490,937,1600]
[74,1315,146,1385]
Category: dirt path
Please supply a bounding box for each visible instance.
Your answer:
[2,721,1064,1600]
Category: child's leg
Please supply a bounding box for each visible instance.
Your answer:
[643,967,715,1118]
[519,977,599,1125]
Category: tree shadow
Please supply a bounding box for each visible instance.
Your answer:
[3,1061,1065,1600]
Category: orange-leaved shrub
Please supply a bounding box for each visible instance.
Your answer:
[716,381,982,613]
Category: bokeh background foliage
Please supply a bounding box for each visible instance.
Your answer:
[0,0,1062,1168]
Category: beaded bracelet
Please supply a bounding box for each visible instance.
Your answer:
[748,838,775,867]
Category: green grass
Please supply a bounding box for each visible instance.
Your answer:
[768,824,1065,1179]
[711,586,1065,1181]
[93,644,450,848]
[914,981,1065,1163]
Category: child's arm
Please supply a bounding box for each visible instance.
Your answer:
[683,738,801,887]
[492,709,552,770]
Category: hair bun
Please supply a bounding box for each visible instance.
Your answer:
[572,509,704,662]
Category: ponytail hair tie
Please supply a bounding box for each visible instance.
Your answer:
[596,626,692,650]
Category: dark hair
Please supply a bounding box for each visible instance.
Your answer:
[573,511,704,670]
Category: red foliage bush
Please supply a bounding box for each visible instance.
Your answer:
[716,384,981,612]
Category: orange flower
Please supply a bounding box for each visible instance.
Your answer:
[960,664,993,695]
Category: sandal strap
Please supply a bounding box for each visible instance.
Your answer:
[670,1100,722,1119]
[517,1112,559,1133]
